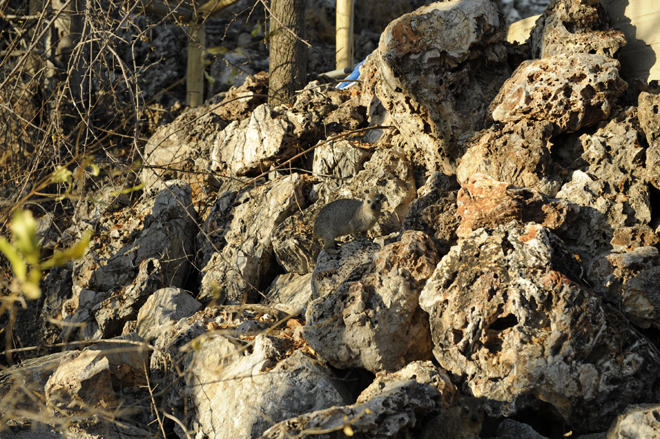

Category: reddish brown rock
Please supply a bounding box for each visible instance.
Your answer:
[457,120,562,196]
[456,174,575,238]
[490,54,627,134]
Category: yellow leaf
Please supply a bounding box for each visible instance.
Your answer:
[52,166,72,184]
[110,182,145,197]
[89,163,100,177]
[204,71,216,85]
[11,210,40,265]
[343,425,354,436]
[0,237,27,281]
[234,48,245,56]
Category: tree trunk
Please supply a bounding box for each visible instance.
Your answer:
[268,0,307,106]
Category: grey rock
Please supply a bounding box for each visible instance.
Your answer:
[419,222,660,432]
[529,0,626,59]
[198,173,306,303]
[605,403,660,439]
[264,273,313,316]
[135,287,202,342]
[312,139,373,179]
[376,0,509,174]
[304,231,437,373]
[490,54,627,134]
[185,336,351,439]
[496,419,548,439]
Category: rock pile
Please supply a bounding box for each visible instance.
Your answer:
[3,0,660,438]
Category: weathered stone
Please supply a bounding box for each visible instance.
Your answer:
[638,91,660,190]
[210,104,317,176]
[198,174,306,303]
[497,419,549,439]
[456,174,576,238]
[401,172,460,256]
[135,287,202,342]
[419,222,660,432]
[185,335,350,439]
[264,273,313,316]
[610,225,660,253]
[210,71,269,122]
[273,148,416,273]
[45,350,117,413]
[262,373,441,439]
[605,403,660,439]
[529,0,626,59]
[85,333,150,388]
[457,120,563,196]
[304,231,437,373]
[312,139,373,179]
[490,54,627,133]
[376,0,509,174]
[587,247,660,329]
[142,105,226,192]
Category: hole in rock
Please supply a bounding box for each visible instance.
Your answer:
[550,333,568,356]
[452,329,463,343]
[649,184,660,226]
[489,314,518,332]
[329,367,375,403]
[510,402,569,438]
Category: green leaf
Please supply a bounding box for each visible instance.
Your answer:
[234,48,245,56]
[0,237,27,281]
[110,182,145,197]
[207,46,228,55]
[204,71,216,86]
[42,230,92,269]
[251,21,261,37]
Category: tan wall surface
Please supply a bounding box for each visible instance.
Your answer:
[601,0,660,81]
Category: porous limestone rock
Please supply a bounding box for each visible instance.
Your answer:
[496,419,549,439]
[210,104,318,176]
[605,404,660,439]
[587,247,660,329]
[419,222,660,432]
[273,148,416,274]
[456,120,563,196]
[529,0,626,59]
[637,91,660,191]
[401,172,460,256]
[376,0,509,174]
[490,54,628,134]
[456,174,576,238]
[198,173,306,303]
[185,335,350,439]
[85,333,150,388]
[261,365,444,439]
[312,139,373,179]
[135,287,202,342]
[304,231,437,373]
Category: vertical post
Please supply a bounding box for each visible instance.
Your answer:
[336,0,354,70]
[186,21,206,107]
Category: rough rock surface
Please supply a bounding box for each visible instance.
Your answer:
[262,363,447,439]
[587,247,660,329]
[185,335,350,439]
[456,174,576,238]
[529,0,626,59]
[376,0,509,174]
[605,403,660,439]
[490,54,628,133]
[304,231,437,373]
[456,120,563,196]
[198,174,305,303]
[210,104,317,176]
[135,287,202,342]
[419,222,660,432]
[401,172,460,256]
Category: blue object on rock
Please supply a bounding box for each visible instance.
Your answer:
[336,59,366,90]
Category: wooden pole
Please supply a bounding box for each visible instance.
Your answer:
[336,0,354,70]
[186,21,206,107]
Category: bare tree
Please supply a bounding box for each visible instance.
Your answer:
[268,0,307,106]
